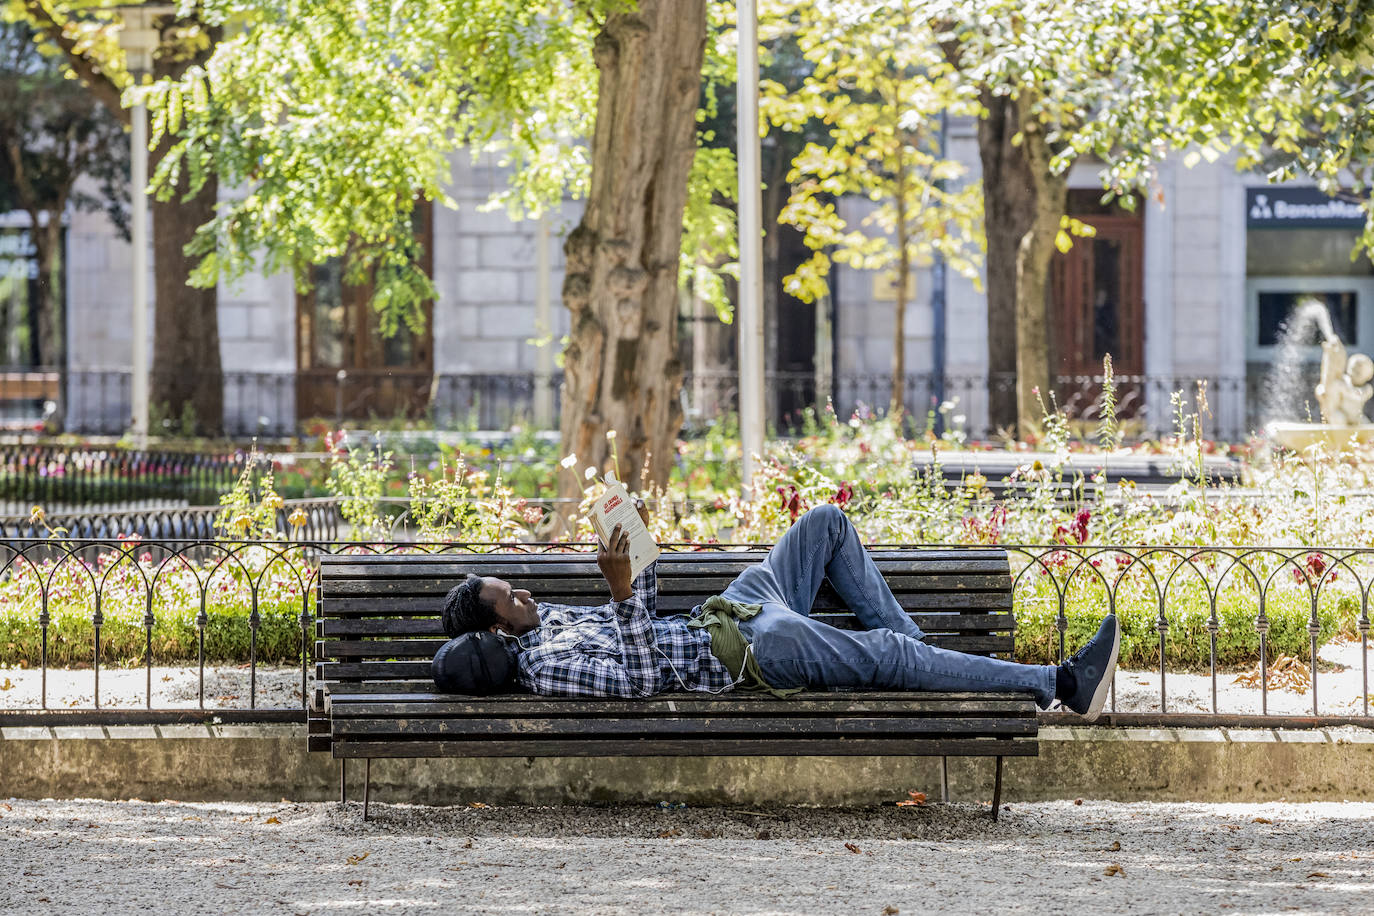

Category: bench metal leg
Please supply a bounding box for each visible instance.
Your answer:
[363,759,372,822]
[939,756,950,804]
[339,758,347,805]
[990,756,1004,822]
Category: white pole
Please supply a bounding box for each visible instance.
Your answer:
[533,213,554,428]
[131,94,149,445]
[736,0,766,496]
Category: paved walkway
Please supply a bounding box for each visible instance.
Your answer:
[2,798,1373,914]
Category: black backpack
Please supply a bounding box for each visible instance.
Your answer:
[431,631,514,695]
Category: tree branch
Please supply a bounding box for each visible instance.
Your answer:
[20,1,130,126]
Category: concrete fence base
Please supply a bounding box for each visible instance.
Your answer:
[3,724,1373,806]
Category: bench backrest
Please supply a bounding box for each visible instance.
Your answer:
[314,549,1015,688]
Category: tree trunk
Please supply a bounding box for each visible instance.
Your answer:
[975,91,1066,439]
[148,31,223,437]
[1012,95,1067,439]
[976,92,1036,435]
[558,1,707,501]
[34,215,63,367]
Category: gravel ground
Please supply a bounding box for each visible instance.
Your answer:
[2,798,1374,914]
[2,640,1370,714]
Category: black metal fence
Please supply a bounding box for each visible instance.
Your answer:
[0,538,1370,728]
[0,444,246,513]
[0,497,339,545]
[0,368,1268,442]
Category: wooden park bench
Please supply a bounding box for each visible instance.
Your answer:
[309,549,1037,820]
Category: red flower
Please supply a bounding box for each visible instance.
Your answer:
[831,481,854,509]
[776,484,805,522]
[1296,552,1337,585]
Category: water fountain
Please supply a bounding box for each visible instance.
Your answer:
[1265,298,1374,451]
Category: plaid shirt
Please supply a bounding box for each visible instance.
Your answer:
[512,562,735,697]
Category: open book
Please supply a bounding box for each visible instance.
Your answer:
[589,476,661,580]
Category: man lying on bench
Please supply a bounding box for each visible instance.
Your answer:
[441,504,1118,721]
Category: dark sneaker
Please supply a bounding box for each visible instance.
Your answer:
[1062,615,1120,722]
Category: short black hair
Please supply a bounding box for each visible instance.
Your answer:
[442,574,497,637]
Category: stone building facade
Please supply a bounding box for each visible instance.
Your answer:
[8,123,1369,440]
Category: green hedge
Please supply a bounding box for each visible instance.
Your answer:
[0,604,305,668]
[1013,587,1356,668]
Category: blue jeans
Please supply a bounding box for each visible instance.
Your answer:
[722,504,1056,707]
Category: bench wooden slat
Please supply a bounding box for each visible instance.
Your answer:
[331,736,1037,758]
[318,550,1011,570]
[315,636,1016,679]
[332,716,1037,738]
[320,685,1032,702]
[327,696,1036,717]
[317,572,1012,596]
[314,592,1013,615]
[316,611,1017,638]
[319,631,1017,659]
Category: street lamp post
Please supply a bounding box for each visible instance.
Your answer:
[113,4,175,444]
[736,0,766,496]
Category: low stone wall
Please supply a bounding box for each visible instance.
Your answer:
[2,724,1373,806]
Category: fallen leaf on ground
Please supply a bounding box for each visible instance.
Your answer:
[1253,817,1273,824]
[264,817,281,825]
[1108,841,1121,851]
[469,802,489,809]
[1307,872,1330,879]
[346,852,369,866]
[1233,655,1310,692]
[0,677,13,690]
[896,791,927,807]
[883,907,899,915]
[844,842,861,854]
[1103,863,1125,877]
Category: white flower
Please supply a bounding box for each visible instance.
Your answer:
[584,466,598,480]
[559,454,578,469]
[605,429,617,441]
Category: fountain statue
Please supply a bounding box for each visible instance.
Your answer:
[1267,298,1374,451]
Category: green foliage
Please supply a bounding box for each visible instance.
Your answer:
[214,448,288,540]
[1096,355,1122,454]
[680,143,740,323]
[760,0,983,309]
[324,433,392,541]
[132,0,613,333]
[0,19,130,236]
[1012,575,1355,669]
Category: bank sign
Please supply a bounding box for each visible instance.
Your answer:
[1247,188,1368,228]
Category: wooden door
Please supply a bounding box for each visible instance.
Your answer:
[296,203,435,422]
[1050,194,1145,416]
